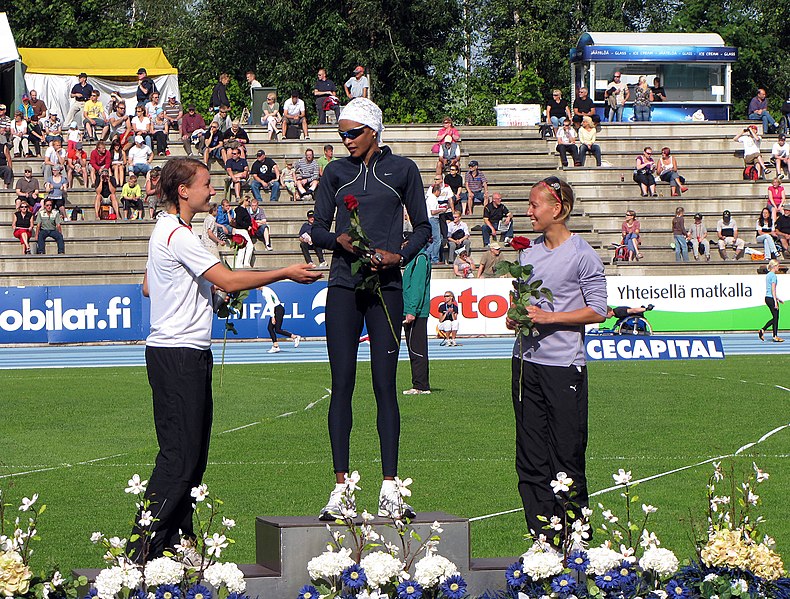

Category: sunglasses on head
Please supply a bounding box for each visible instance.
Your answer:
[338,125,369,140]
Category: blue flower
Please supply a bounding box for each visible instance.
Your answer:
[156,585,182,599]
[297,585,319,599]
[550,574,577,597]
[521,581,545,598]
[341,564,367,590]
[84,589,98,599]
[440,574,467,599]
[186,585,212,599]
[566,550,589,573]
[665,580,691,598]
[132,591,147,599]
[615,562,637,587]
[226,594,250,599]
[396,580,424,599]
[595,571,620,591]
[505,562,526,589]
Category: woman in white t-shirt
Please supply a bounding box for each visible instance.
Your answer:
[734,125,767,179]
[128,157,321,562]
[131,105,153,149]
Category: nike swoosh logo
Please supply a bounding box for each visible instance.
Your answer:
[387,349,397,354]
[384,172,393,175]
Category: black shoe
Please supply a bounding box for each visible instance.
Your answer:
[645,304,654,311]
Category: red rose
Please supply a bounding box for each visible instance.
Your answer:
[344,194,359,212]
[231,234,247,248]
[510,236,532,250]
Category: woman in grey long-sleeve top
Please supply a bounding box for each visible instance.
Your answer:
[506,176,608,548]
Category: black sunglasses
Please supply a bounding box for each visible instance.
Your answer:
[338,125,369,140]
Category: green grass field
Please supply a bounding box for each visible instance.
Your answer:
[2,355,789,572]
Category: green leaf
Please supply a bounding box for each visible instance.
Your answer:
[38,504,46,515]
[227,322,238,335]
[351,260,363,275]
[536,515,548,522]
[509,263,522,277]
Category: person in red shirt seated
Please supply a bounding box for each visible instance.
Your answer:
[89,140,112,188]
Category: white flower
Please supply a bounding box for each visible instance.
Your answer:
[51,571,64,587]
[91,532,104,544]
[204,562,246,594]
[753,463,769,483]
[581,506,593,518]
[731,579,749,594]
[222,517,236,529]
[549,516,562,531]
[763,535,776,548]
[612,469,632,486]
[138,511,153,527]
[344,471,361,493]
[362,510,375,523]
[619,545,636,564]
[144,557,185,586]
[640,530,660,548]
[704,573,718,582]
[94,566,125,599]
[571,519,590,544]
[651,592,668,599]
[639,547,679,578]
[395,477,413,498]
[119,558,143,589]
[746,490,759,506]
[710,595,720,599]
[190,484,208,502]
[108,537,127,549]
[550,472,573,494]
[125,475,147,496]
[385,542,400,555]
[361,524,381,543]
[712,462,724,482]
[710,495,730,512]
[19,494,39,511]
[601,509,618,524]
[521,551,564,581]
[642,504,657,514]
[359,551,405,588]
[430,521,443,534]
[413,554,459,588]
[307,547,355,580]
[586,545,624,575]
[205,533,229,557]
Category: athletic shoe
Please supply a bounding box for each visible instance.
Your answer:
[773,336,785,342]
[418,389,431,394]
[403,388,421,395]
[758,329,765,341]
[266,245,273,251]
[293,336,301,348]
[319,483,352,521]
[268,346,281,353]
[378,480,416,519]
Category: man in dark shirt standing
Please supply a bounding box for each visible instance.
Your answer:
[572,87,600,127]
[64,73,93,132]
[210,73,231,112]
[137,68,156,107]
[250,149,281,202]
[298,209,326,266]
[776,205,790,256]
[313,68,341,125]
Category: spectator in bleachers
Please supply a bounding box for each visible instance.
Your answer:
[672,206,689,262]
[43,112,63,144]
[578,116,602,167]
[152,111,169,156]
[11,111,30,157]
[429,174,455,262]
[0,139,12,189]
[94,168,120,220]
[15,167,39,210]
[131,105,153,149]
[687,212,710,261]
[771,135,789,178]
[657,147,688,196]
[216,198,233,236]
[571,87,599,128]
[246,71,262,102]
[756,207,781,259]
[212,105,232,134]
[436,116,461,144]
[734,125,767,179]
[282,91,310,140]
[748,88,777,134]
[0,104,11,141]
[11,200,35,254]
[314,68,341,124]
[436,135,460,176]
[128,135,153,177]
[556,121,579,167]
[262,93,282,140]
[88,140,112,188]
[35,197,65,254]
[66,142,88,188]
[106,91,123,115]
[477,241,503,278]
[248,197,272,250]
[163,94,182,132]
[250,149,281,202]
[768,178,785,221]
[180,105,205,156]
[460,160,488,215]
[298,209,327,266]
[109,138,126,186]
[621,209,643,260]
[775,205,790,256]
[634,147,658,197]
[222,120,250,160]
[146,167,162,218]
[295,149,320,199]
[651,77,667,102]
[633,76,653,122]
[66,120,82,153]
[209,73,231,112]
[444,164,464,208]
[425,184,443,264]
[121,173,144,220]
[82,90,108,142]
[437,291,459,346]
[344,66,369,99]
[446,210,471,259]
[717,210,745,260]
[108,101,131,147]
[144,92,162,120]
[203,121,224,166]
[64,73,92,131]
[202,202,225,258]
[43,138,66,182]
[453,246,476,278]
[604,71,629,122]
[136,68,156,107]
[482,192,513,246]
[317,144,336,176]
[229,196,254,268]
[545,89,571,135]
[280,159,296,200]
[25,90,47,155]
[224,147,249,200]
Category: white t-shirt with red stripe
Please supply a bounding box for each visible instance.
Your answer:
[146,212,220,349]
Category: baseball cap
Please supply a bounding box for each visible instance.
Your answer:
[780,134,787,140]
[137,68,147,74]
[722,210,731,217]
[256,149,266,157]
[468,160,478,167]
[69,121,77,128]
[22,94,29,100]
[455,247,467,255]
[353,66,364,74]
[784,205,790,211]
[489,241,502,250]
[694,213,703,220]
[443,134,453,143]
[78,72,87,78]
[187,104,196,111]
[24,167,32,173]
[134,135,144,143]
[307,210,315,218]
[168,93,176,99]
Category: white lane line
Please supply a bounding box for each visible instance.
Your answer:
[218,422,261,434]
[777,385,790,392]
[0,453,127,479]
[276,411,296,419]
[218,389,331,433]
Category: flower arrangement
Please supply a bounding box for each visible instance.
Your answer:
[86,475,248,599]
[300,473,465,599]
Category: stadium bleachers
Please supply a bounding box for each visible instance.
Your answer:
[1,121,780,287]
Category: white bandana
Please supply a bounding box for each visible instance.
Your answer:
[339,98,384,143]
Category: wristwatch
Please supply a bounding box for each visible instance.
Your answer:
[398,254,405,267]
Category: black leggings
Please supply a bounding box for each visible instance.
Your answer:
[325,285,403,477]
[764,296,780,337]
[267,307,293,343]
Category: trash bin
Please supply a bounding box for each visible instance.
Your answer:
[252,87,277,126]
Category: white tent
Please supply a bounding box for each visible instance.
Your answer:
[0,13,26,110]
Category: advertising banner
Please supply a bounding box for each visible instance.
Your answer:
[572,45,738,63]
[585,334,725,361]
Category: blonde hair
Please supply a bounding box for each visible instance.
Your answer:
[768,259,780,270]
[532,176,575,222]
[582,116,593,128]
